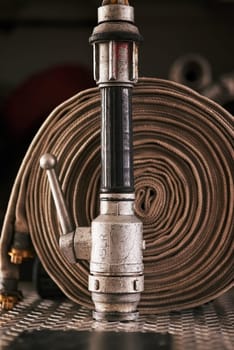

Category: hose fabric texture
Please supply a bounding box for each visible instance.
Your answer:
[0,77,233,313]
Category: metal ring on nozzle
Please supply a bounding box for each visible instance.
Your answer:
[98,4,134,23]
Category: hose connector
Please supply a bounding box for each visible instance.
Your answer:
[8,232,34,264]
[90,0,142,88]
[0,278,23,310]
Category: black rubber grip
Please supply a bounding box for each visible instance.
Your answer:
[100,87,134,193]
[89,30,143,44]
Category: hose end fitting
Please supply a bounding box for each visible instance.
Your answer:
[8,232,34,265]
[0,293,22,310]
[0,278,23,310]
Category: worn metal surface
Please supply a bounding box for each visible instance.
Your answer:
[0,286,233,350]
[93,40,139,86]
[98,4,134,24]
[91,2,140,87]
[90,197,144,318]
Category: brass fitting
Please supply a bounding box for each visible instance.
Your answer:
[8,248,34,264]
[0,294,19,310]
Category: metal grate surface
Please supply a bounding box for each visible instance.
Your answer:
[0,285,233,350]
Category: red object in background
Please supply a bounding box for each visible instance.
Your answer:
[3,64,94,138]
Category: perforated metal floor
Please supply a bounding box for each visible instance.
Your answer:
[1,285,233,350]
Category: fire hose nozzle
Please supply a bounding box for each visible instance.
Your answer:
[40,0,144,322]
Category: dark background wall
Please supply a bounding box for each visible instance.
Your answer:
[0,0,234,226]
[0,1,234,87]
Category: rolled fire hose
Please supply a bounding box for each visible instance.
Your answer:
[1,77,233,313]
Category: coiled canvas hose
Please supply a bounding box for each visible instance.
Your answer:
[1,77,233,313]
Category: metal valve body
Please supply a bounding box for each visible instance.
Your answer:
[89,194,143,321]
[40,0,144,321]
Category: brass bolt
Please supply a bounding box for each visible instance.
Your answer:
[8,248,34,265]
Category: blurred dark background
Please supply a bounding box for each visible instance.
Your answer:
[0,0,234,229]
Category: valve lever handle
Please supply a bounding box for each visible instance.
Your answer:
[40,154,74,235]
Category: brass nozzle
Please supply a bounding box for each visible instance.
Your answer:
[8,248,34,264]
[102,0,129,5]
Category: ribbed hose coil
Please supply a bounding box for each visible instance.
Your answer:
[1,77,233,313]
